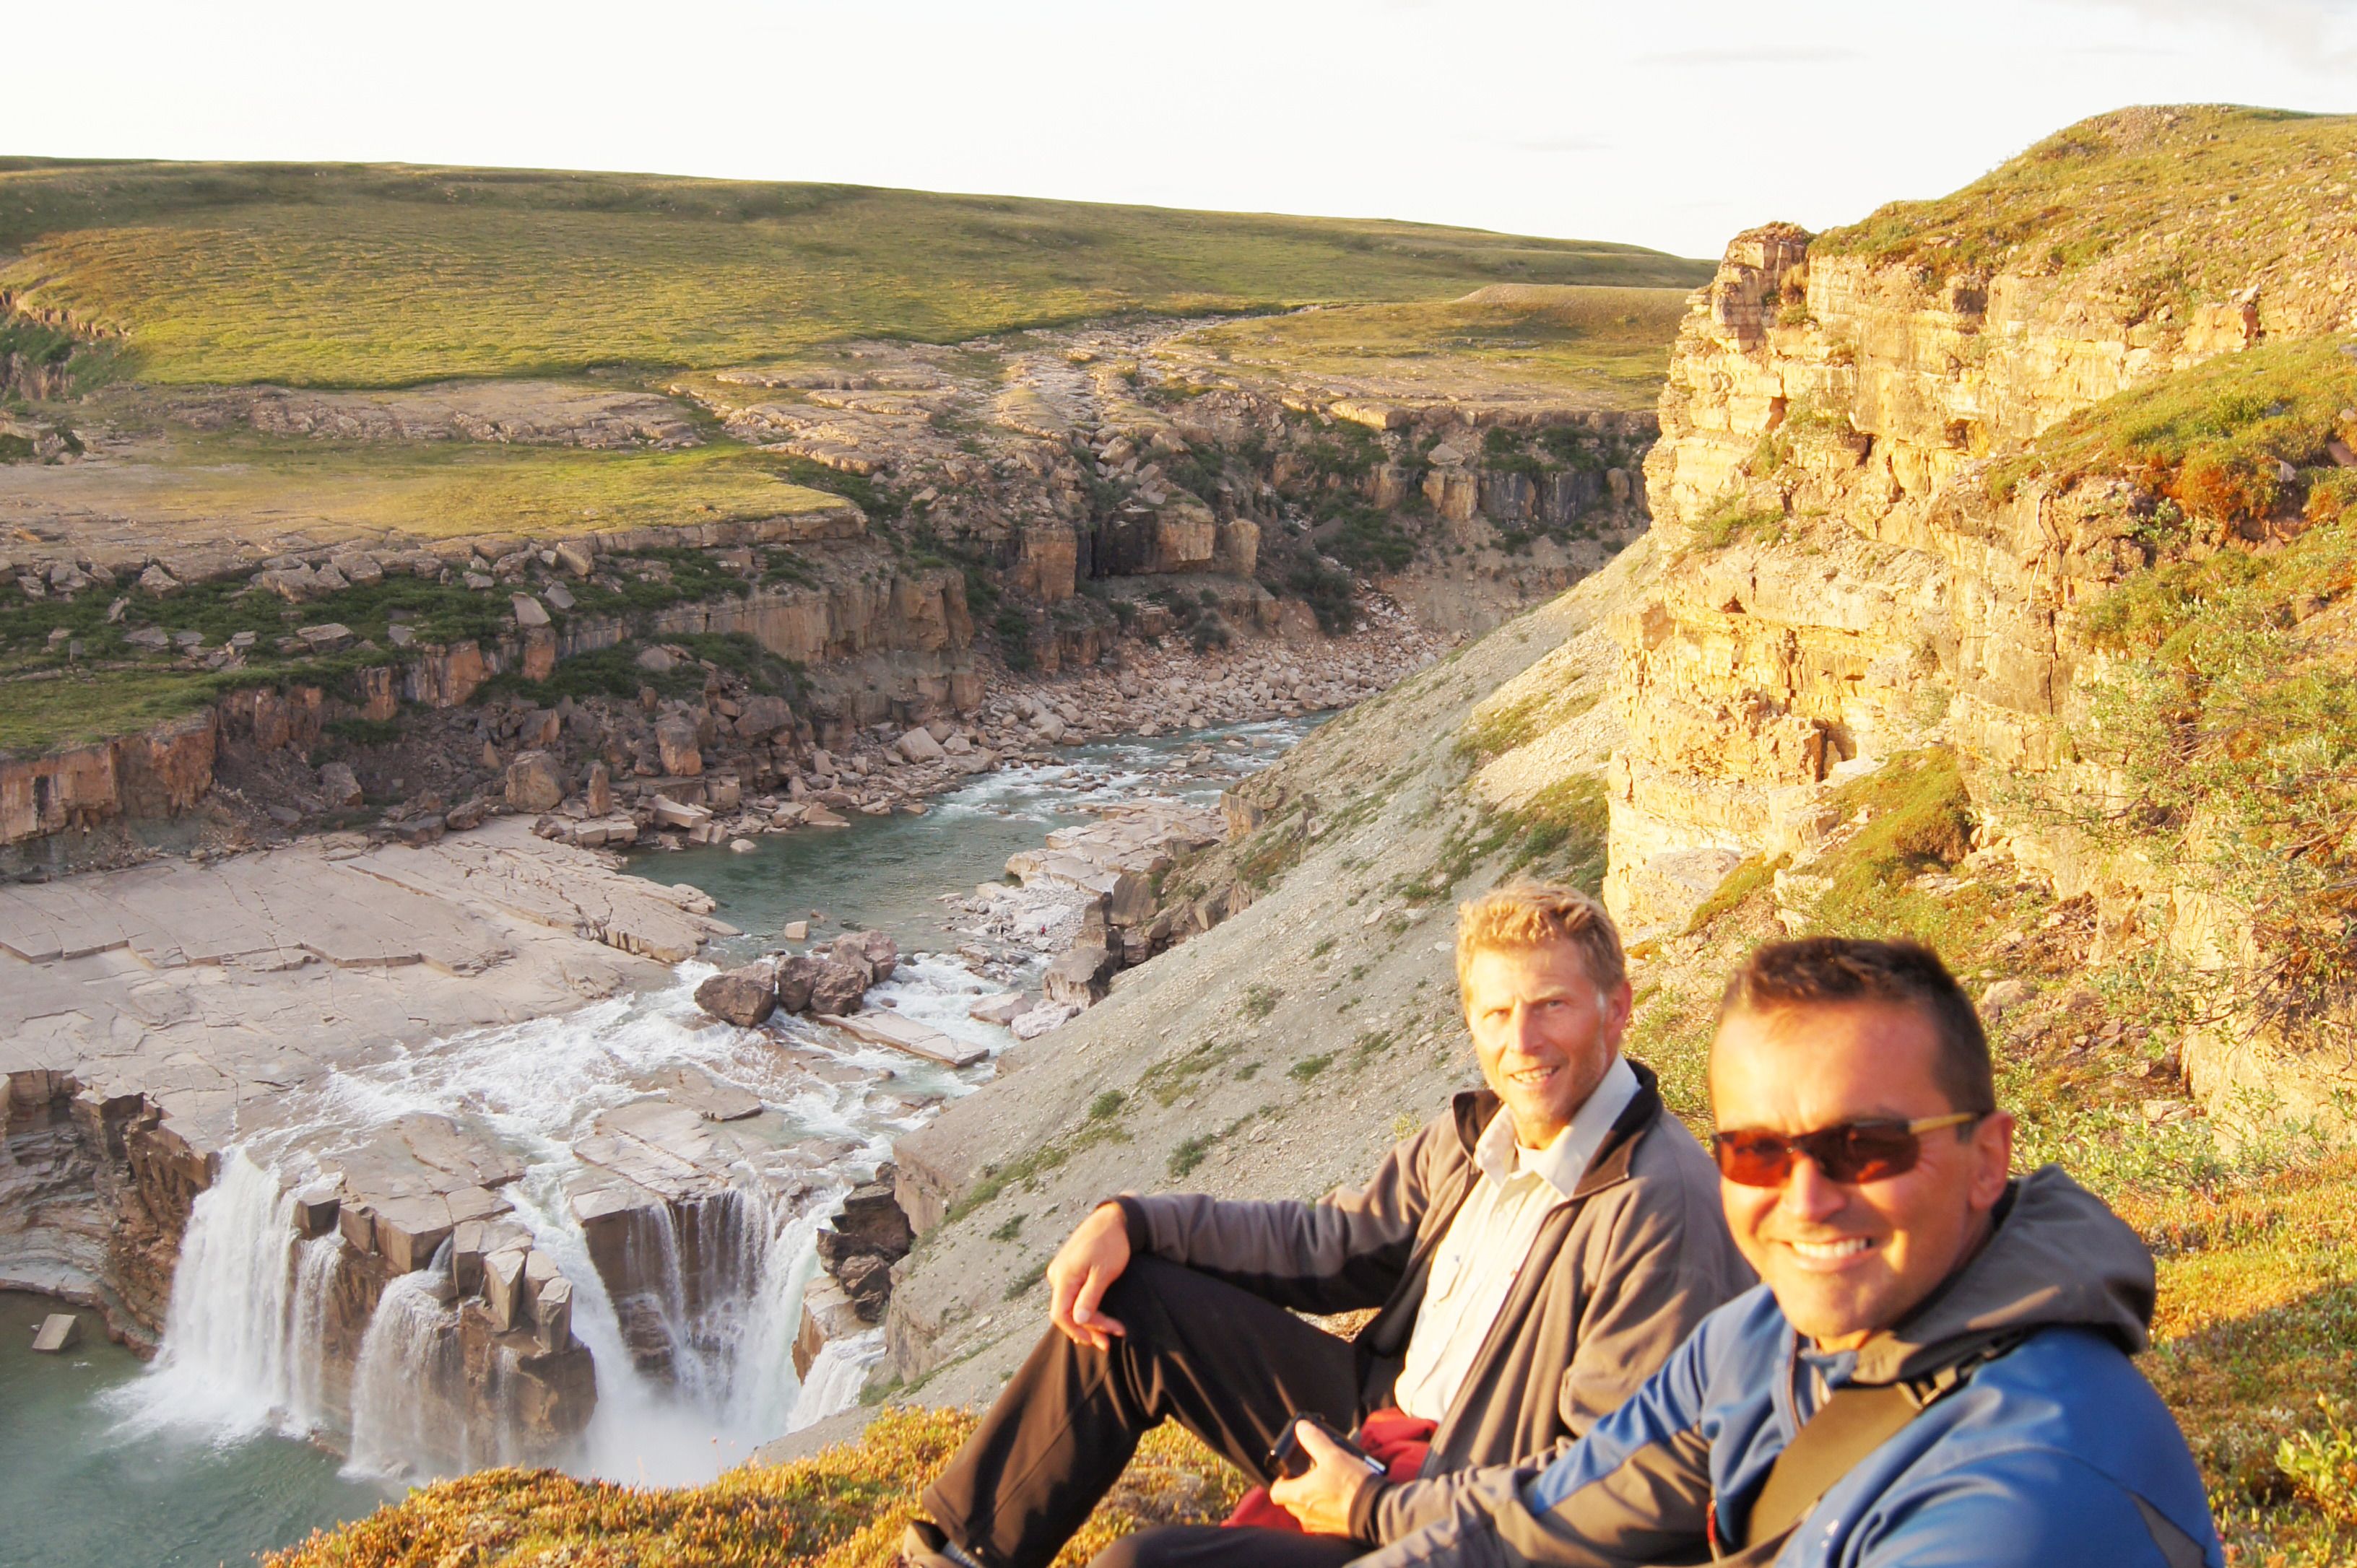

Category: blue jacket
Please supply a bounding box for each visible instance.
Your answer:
[1352,1167,2220,1567]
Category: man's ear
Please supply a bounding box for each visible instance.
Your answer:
[1602,980,1634,1046]
[1967,1110,2015,1211]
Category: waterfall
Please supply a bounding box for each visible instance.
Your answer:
[344,1248,469,1480]
[110,1151,333,1444]
[786,1329,886,1433]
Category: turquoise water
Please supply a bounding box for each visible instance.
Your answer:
[0,1291,387,1568]
[646,721,1311,959]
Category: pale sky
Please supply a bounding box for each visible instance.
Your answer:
[12,0,2356,260]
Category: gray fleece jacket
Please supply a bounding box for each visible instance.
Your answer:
[1116,1062,1753,1541]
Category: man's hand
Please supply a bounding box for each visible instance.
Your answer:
[1046,1201,1132,1351]
[1267,1419,1376,1537]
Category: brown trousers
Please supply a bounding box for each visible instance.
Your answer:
[921,1257,1379,1568]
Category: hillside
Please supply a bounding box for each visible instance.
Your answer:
[0,160,1710,388]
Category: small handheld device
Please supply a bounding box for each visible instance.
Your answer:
[1266,1415,1386,1481]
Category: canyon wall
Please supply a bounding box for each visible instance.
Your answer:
[1610,168,2357,1127]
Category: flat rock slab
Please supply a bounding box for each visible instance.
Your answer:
[31,1312,82,1353]
[641,1064,764,1122]
[0,819,724,1161]
[833,1011,989,1068]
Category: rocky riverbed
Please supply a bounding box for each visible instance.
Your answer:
[0,702,1315,1566]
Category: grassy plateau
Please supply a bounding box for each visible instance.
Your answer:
[0,160,1710,388]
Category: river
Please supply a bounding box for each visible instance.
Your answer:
[0,720,1310,1568]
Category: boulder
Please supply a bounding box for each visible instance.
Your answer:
[843,929,899,982]
[504,750,565,812]
[297,622,353,652]
[896,726,945,763]
[1010,1001,1079,1040]
[319,761,363,809]
[656,715,703,777]
[31,1313,82,1353]
[443,796,491,832]
[737,694,794,741]
[511,593,551,628]
[1043,944,1120,1007]
[775,954,824,1013]
[807,957,871,1015]
[533,1275,575,1354]
[555,541,596,577]
[838,1253,893,1322]
[695,961,780,1027]
[585,760,612,816]
[832,1172,915,1261]
[635,645,677,674]
[651,796,712,830]
[484,1248,529,1330]
[292,1184,342,1238]
[781,918,809,941]
[136,563,181,595]
[968,992,1027,1026]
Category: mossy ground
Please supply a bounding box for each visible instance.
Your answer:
[261,1409,1246,1568]
[0,161,1708,388]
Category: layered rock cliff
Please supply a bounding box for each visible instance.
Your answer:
[1610,105,2357,1125]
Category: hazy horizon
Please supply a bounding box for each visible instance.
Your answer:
[10,0,2356,260]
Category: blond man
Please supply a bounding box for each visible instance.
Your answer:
[906,884,1749,1568]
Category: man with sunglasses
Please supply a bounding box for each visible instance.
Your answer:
[1296,936,2220,1568]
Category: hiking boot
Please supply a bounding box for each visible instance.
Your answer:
[899,1520,986,1568]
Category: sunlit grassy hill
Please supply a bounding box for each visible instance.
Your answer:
[1818,103,2357,306]
[0,160,1712,387]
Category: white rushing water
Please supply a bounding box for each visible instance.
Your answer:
[111,973,903,1485]
[112,1152,337,1447]
[114,717,1317,1489]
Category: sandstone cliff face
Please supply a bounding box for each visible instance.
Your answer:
[1610,110,2357,1128]
[1610,216,2284,931]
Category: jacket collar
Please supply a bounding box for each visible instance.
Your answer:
[1448,1059,1666,1201]
[1842,1164,2158,1387]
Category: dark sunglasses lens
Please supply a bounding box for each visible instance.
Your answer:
[1822,1125,1920,1183]
[1714,1132,1792,1188]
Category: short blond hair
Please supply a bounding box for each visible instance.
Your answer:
[1456,882,1626,998]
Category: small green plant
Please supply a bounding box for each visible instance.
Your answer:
[987,1214,1025,1243]
[1288,1054,1333,1082]
[1087,1090,1126,1120]
[1242,983,1282,1019]
[1168,1135,1214,1179]
[2280,1395,2357,1527]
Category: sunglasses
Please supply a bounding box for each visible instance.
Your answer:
[1711,1112,1981,1188]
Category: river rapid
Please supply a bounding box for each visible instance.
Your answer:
[0,720,1309,1568]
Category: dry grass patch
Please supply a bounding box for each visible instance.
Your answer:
[1173,286,1692,411]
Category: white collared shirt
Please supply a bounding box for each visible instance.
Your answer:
[1389,1055,1641,1424]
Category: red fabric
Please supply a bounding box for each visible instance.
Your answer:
[1223,1408,1437,1533]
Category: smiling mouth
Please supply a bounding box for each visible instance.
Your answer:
[1787,1237,1875,1263]
[1505,1065,1560,1088]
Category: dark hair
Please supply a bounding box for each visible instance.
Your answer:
[1716,937,1995,1115]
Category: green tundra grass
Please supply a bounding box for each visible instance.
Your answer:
[0,160,1712,388]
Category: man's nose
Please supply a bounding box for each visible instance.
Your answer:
[1779,1154,1849,1223]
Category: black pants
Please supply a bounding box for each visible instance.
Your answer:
[921,1257,1375,1568]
